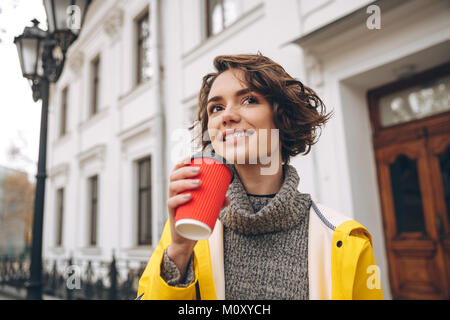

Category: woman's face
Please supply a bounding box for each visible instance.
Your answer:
[206,68,279,165]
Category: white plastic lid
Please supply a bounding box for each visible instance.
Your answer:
[175,219,212,241]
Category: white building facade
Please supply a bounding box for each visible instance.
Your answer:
[43,0,450,300]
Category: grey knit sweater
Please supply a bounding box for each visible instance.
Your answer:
[161,164,312,299]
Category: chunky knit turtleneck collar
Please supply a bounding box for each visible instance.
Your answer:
[219,164,311,235]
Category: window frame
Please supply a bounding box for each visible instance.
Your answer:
[137,156,152,246]
[90,55,100,117]
[206,0,241,38]
[135,9,150,85]
[55,187,64,247]
[88,175,99,247]
[60,86,68,137]
[206,0,223,38]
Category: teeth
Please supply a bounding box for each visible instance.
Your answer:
[224,130,254,141]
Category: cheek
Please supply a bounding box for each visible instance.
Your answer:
[248,109,278,147]
[245,108,275,130]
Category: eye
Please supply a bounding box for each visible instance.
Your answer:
[208,96,258,115]
[242,95,258,105]
[208,104,223,114]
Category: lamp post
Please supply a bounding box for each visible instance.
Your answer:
[13,0,91,300]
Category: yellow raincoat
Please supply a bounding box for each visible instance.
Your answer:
[137,199,384,300]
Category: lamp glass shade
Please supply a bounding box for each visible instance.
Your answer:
[14,23,46,80]
[14,37,26,77]
[22,38,40,77]
[43,0,90,35]
[36,42,44,77]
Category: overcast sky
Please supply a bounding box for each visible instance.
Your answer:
[0,0,47,178]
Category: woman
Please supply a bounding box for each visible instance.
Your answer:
[137,53,384,300]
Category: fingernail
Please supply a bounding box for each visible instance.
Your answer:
[192,179,201,184]
[180,157,190,164]
[191,167,200,172]
[183,193,191,199]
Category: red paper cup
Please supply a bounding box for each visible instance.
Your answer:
[175,152,233,240]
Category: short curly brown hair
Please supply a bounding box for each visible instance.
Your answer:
[188,53,333,165]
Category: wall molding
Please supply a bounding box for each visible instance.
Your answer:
[103,6,124,43]
[68,51,85,77]
[77,144,107,169]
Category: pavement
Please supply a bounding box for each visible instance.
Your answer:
[0,285,61,300]
[0,287,23,300]
[0,293,17,300]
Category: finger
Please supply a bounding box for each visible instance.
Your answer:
[172,156,192,171]
[169,178,202,196]
[167,193,192,214]
[170,165,200,182]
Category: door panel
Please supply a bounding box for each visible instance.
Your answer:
[376,138,449,299]
[428,133,450,295]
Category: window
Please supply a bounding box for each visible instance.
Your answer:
[136,11,151,84]
[206,0,239,37]
[90,55,100,116]
[88,175,98,246]
[60,86,68,136]
[137,157,152,245]
[378,74,450,127]
[55,188,64,247]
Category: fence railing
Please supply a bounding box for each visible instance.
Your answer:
[0,254,147,300]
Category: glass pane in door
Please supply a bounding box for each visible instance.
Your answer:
[389,154,426,234]
[438,146,450,224]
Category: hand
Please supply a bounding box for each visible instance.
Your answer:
[166,156,230,275]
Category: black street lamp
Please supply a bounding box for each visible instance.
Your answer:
[13,0,91,300]
[14,19,53,300]
[13,19,46,81]
[43,0,91,53]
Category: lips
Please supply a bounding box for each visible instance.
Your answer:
[221,128,255,142]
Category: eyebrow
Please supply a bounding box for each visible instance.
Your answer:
[206,88,253,106]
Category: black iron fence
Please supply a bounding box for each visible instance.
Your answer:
[0,254,147,300]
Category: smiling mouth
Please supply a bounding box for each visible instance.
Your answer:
[222,129,255,143]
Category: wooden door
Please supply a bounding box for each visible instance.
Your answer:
[369,62,450,299]
[428,132,450,293]
[376,132,449,299]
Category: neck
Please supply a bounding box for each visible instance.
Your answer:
[220,162,311,235]
[234,156,283,195]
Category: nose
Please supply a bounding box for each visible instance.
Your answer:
[220,104,241,127]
